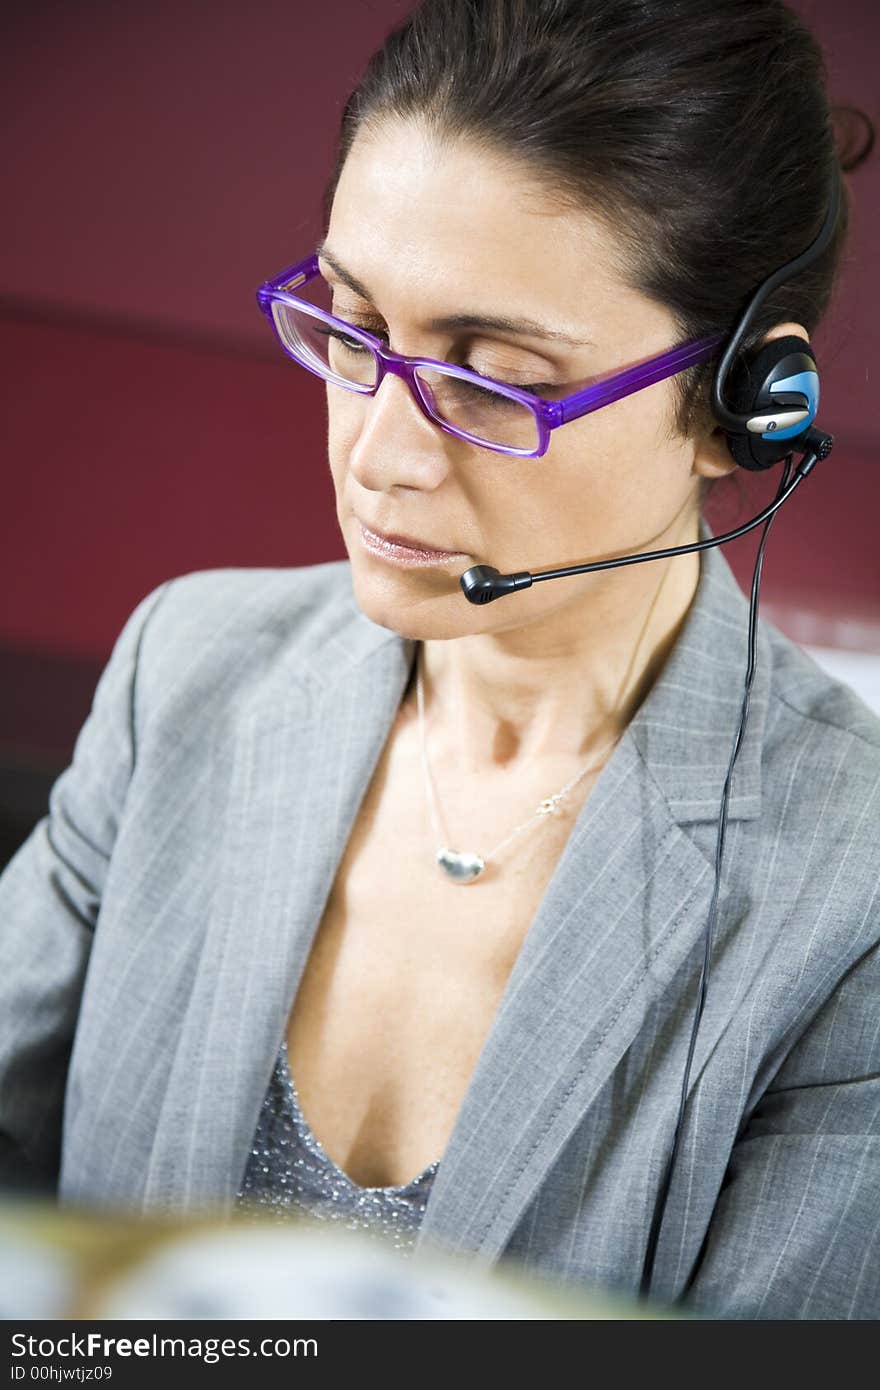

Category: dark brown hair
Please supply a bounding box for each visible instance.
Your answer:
[321,0,874,506]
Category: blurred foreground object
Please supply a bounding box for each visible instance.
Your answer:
[0,1197,688,1320]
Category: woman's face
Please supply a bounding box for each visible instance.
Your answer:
[322,118,734,639]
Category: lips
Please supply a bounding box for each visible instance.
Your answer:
[358,520,462,556]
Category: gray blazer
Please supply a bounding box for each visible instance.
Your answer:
[1,527,879,1319]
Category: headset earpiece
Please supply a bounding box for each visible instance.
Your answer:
[722,334,820,471]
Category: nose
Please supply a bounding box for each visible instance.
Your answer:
[345,367,451,494]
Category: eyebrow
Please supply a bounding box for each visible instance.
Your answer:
[315,240,594,348]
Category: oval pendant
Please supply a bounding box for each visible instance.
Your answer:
[436,847,486,884]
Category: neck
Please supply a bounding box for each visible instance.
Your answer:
[412,520,702,777]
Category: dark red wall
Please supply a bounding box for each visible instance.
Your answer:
[2,0,878,661]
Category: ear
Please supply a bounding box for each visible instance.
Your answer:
[690,321,810,481]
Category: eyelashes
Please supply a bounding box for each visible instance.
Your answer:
[331,315,552,394]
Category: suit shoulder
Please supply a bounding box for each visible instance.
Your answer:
[144,558,355,647]
[761,620,880,874]
[131,560,358,709]
[765,618,880,755]
[747,621,880,967]
[156,559,353,631]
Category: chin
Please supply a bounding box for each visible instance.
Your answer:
[348,558,473,642]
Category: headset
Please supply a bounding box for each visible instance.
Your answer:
[458,163,841,1302]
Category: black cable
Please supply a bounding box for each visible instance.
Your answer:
[638,453,796,1301]
[526,448,816,587]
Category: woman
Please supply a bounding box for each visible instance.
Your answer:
[1,0,877,1318]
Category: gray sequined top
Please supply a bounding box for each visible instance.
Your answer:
[235,1039,441,1256]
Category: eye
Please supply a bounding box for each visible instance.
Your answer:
[313,322,374,356]
[335,316,552,395]
[466,368,549,398]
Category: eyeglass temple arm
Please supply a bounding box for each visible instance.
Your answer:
[557,332,728,425]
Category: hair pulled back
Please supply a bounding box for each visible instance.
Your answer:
[322,0,874,497]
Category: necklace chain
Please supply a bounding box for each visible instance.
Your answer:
[413,546,680,883]
[416,649,622,868]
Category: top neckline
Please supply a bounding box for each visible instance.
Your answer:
[277,1040,441,1195]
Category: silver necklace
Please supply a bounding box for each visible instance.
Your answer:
[414,550,678,885]
[415,646,621,885]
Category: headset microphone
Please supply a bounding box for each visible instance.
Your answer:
[456,166,841,1305]
[459,565,532,603]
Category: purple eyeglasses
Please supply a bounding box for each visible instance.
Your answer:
[256,252,727,459]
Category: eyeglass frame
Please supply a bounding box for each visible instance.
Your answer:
[256,252,728,459]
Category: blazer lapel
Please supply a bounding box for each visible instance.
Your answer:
[413,524,773,1266]
[142,586,416,1211]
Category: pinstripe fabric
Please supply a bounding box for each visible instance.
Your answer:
[1,521,878,1319]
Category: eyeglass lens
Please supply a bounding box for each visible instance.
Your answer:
[270,273,541,452]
